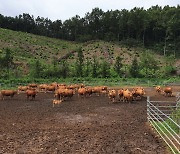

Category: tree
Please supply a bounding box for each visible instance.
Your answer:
[60,60,69,78]
[0,48,14,78]
[85,8,104,39]
[75,47,84,77]
[50,20,63,38]
[129,56,140,77]
[164,55,176,75]
[101,60,110,78]
[139,51,159,77]
[92,55,99,78]
[2,48,13,68]
[30,60,43,78]
[84,58,91,77]
[114,56,123,76]
[0,5,179,55]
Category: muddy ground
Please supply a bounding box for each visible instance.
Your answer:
[0,87,179,154]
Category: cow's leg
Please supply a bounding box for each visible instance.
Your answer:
[113,98,115,103]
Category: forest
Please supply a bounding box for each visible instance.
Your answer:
[0,5,179,85]
[0,5,179,56]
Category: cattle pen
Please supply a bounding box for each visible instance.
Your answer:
[147,95,180,154]
[0,86,179,153]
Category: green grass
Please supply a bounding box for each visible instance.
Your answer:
[0,77,180,90]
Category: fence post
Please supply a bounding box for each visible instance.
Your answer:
[175,93,180,136]
[147,96,150,122]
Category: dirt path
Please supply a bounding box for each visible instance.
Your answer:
[0,87,177,153]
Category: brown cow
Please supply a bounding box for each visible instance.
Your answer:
[58,83,66,87]
[80,84,85,88]
[46,85,56,92]
[54,88,74,100]
[163,87,173,97]
[1,90,17,100]
[54,89,65,100]
[50,82,58,87]
[38,84,48,92]
[78,88,86,98]
[108,90,116,103]
[132,87,145,100]
[86,87,93,97]
[92,86,108,96]
[155,86,161,93]
[101,86,108,91]
[66,85,76,90]
[28,83,38,88]
[26,89,37,100]
[123,89,133,103]
[18,86,29,93]
[92,87,102,96]
[57,85,66,89]
[62,89,74,99]
[117,89,124,101]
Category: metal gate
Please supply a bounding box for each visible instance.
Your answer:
[147,96,180,154]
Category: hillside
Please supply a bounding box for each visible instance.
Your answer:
[0,28,80,65]
[0,28,179,77]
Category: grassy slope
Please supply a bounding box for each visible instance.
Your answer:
[0,28,178,72]
[0,28,80,64]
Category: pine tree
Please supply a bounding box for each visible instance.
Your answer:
[34,60,42,78]
[114,56,123,76]
[76,47,84,77]
[101,60,110,78]
[61,60,69,78]
[92,56,99,78]
[1,48,13,78]
[84,58,91,77]
[130,56,139,77]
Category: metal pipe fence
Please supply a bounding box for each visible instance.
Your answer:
[147,96,180,154]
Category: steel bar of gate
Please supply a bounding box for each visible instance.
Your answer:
[148,107,180,143]
[148,99,180,128]
[148,116,178,154]
[147,96,180,154]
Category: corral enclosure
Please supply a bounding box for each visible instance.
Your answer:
[0,87,179,154]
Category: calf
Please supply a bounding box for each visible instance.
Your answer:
[155,86,161,93]
[52,99,63,107]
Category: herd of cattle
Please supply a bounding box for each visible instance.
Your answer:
[0,83,173,107]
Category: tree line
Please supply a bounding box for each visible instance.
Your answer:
[0,48,176,79]
[0,5,179,56]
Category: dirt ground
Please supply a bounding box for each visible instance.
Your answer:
[0,86,179,154]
